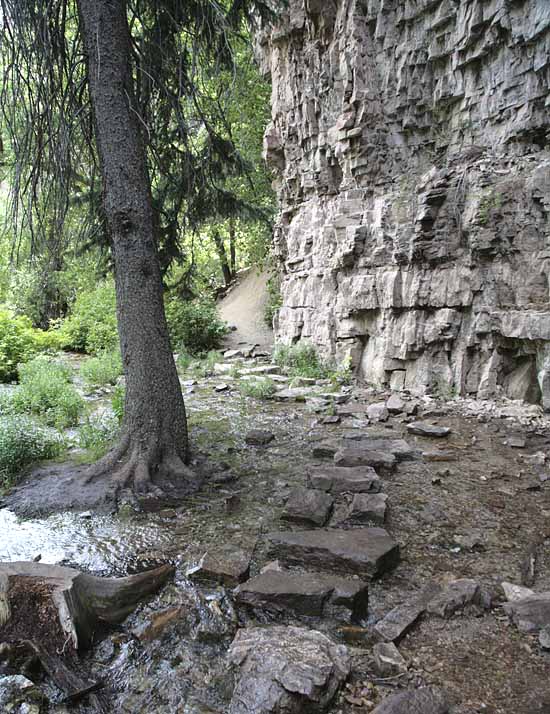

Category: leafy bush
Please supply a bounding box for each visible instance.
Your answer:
[189,350,223,378]
[165,297,228,355]
[60,281,118,354]
[0,309,62,382]
[238,377,277,399]
[78,413,120,460]
[0,415,64,488]
[272,342,328,380]
[9,356,84,428]
[81,351,123,388]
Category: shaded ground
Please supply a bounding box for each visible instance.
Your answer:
[1,358,549,713]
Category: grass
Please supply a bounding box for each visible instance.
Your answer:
[77,413,120,461]
[238,377,277,400]
[0,415,64,489]
[81,350,123,388]
[177,350,223,379]
[273,341,352,384]
[5,356,85,429]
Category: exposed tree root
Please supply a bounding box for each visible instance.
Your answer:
[83,433,198,496]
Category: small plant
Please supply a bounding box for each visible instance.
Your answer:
[165,297,228,355]
[81,350,123,388]
[59,281,118,354]
[0,415,64,488]
[111,383,125,424]
[176,349,193,372]
[9,356,84,428]
[189,350,223,378]
[0,309,61,383]
[78,413,120,460]
[238,377,277,399]
[273,341,329,380]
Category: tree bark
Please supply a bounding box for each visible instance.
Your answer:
[229,218,237,276]
[76,0,195,493]
[213,229,233,288]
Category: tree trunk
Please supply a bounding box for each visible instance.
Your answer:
[213,229,233,288]
[229,218,237,276]
[76,0,195,493]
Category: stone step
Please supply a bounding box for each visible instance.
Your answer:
[308,465,381,494]
[234,569,368,622]
[266,528,399,579]
[281,488,334,527]
[331,493,388,526]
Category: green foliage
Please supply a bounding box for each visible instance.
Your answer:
[81,350,123,389]
[8,356,84,428]
[0,415,64,488]
[186,350,223,379]
[165,297,228,355]
[60,281,118,354]
[0,309,62,383]
[78,413,120,461]
[111,384,125,424]
[273,341,353,384]
[238,377,277,399]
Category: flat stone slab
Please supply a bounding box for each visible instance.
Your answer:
[427,579,480,618]
[372,686,456,714]
[374,583,442,641]
[333,493,388,526]
[308,466,381,494]
[235,570,368,622]
[228,626,350,714]
[503,592,550,633]
[407,422,451,438]
[281,488,334,526]
[245,429,275,446]
[187,547,251,587]
[274,387,315,401]
[242,365,280,375]
[334,446,396,470]
[341,435,419,461]
[373,642,407,676]
[311,439,341,458]
[267,528,399,579]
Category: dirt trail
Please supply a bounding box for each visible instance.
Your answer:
[218,267,274,350]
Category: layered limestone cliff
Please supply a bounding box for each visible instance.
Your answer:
[258,0,550,405]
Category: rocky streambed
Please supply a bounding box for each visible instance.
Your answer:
[1,351,550,713]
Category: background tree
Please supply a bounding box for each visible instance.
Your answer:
[0,0,273,493]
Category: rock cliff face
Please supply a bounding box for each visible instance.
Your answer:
[257,0,550,405]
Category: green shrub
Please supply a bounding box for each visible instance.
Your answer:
[0,309,54,383]
[165,297,228,355]
[112,383,125,424]
[273,342,328,379]
[81,351,123,388]
[189,350,223,378]
[60,281,118,354]
[0,415,64,488]
[176,349,193,372]
[78,413,120,460]
[238,377,277,399]
[9,356,84,428]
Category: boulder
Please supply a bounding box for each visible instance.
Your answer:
[187,547,251,587]
[334,446,396,471]
[281,488,334,527]
[371,686,456,714]
[503,592,550,633]
[372,642,407,676]
[308,466,381,494]
[234,570,368,622]
[267,528,399,579]
[341,435,418,461]
[426,579,480,618]
[374,584,442,641]
[245,429,275,446]
[334,493,388,526]
[501,581,535,602]
[407,422,451,438]
[367,402,389,421]
[228,626,350,713]
[386,395,406,414]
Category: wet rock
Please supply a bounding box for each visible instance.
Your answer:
[427,579,480,618]
[187,547,251,587]
[0,675,43,714]
[407,422,451,438]
[132,606,183,642]
[367,402,389,421]
[235,570,368,622]
[245,429,275,446]
[375,584,441,641]
[386,395,406,414]
[372,642,407,676]
[215,383,230,392]
[372,686,456,714]
[539,625,550,650]
[267,528,399,579]
[333,493,388,526]
[503,592,550,633]
[308,466,381,494]
[274,387,315,401]
[334,446,396,471]
[501,581,535,602]
[312,439,341,458]
[281,487,334,527]
[228,626,350,714]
